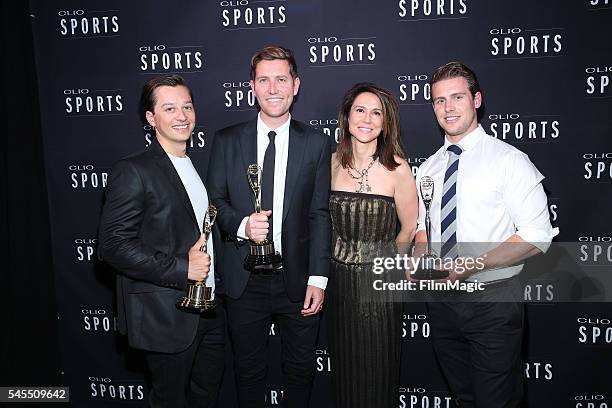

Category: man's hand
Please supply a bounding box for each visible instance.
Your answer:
[301,285,325,317]
[188,234,210,281]
[434,257,484,283]
[405,241,428,280]
[406,231,428,280]
[245,210,272,241]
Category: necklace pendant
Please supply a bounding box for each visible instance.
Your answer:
[348,157,377,194]
[355,181,371,193]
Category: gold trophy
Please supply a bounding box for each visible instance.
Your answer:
[176,205,217,311]
[244,164,283,271]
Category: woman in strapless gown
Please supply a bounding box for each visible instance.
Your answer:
[327,83,418,408]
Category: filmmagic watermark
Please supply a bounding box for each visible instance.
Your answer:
[352,243,612,302]
[373,278,485,293]
[372,254,487,293]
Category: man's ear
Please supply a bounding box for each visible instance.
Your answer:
[474,91,482,109]
[145,110,156,127]
[293,76,301,96]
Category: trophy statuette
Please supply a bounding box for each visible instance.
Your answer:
[176,205,217,311]
[244,164,283,271]
[412,176,449,280]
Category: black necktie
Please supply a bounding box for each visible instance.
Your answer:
[262,130,276,241]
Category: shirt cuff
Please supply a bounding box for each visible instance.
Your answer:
[308,276,328,290]
[236,217,249,240]
[515,226,559,253]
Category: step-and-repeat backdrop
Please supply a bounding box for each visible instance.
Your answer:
[30,0,611,406]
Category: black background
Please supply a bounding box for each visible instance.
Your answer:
[2,0,611,407]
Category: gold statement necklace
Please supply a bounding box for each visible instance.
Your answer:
[347,157,377,193]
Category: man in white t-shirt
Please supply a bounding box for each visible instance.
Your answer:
[99,75,225,408]
[415,62,557,407]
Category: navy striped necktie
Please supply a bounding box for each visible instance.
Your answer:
[440,144,463,258]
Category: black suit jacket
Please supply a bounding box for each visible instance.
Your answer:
[208,118,331,301]
[98,139,220,353]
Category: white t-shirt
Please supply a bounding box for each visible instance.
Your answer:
[168,154,215,293]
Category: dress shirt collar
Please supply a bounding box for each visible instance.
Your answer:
[257,112,291,136]
[443,124,485,157]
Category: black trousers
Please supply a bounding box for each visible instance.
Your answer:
[426,278,524,408]
[145,307,226,408]
[225,273,320,408]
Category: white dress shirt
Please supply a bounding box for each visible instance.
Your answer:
[416,125,558,282]
[168,154,215,295]
[237,113,328,290]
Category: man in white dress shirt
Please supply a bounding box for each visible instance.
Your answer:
[415,62,557,407]
[208,46,331,408]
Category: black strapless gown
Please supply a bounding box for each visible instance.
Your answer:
[326,191,402,408]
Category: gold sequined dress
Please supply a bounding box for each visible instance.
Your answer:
[326,191,402,408]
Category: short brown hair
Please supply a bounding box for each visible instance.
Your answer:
[139,74,192,123]
[430,62,481,97]
[250,46,298,80]
[336,83,405,171]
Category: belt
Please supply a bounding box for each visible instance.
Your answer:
[250,268,282,276]
[477,275,519,288]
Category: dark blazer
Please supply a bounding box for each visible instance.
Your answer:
[98,139,220,353]
[208,118,331,302]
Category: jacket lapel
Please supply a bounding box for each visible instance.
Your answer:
[283,120,306,221]
[239,119,258,173]
[150,139,198,226]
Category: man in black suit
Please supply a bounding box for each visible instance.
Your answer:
[99,75,225,408]
[208,46,331,408]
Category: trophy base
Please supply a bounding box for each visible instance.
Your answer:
[244,240,283,271]
[411,268,449,280]
[244,252,283,271]
[176,297,216,312]
[411,255,449,280]
[176,283,215,312]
